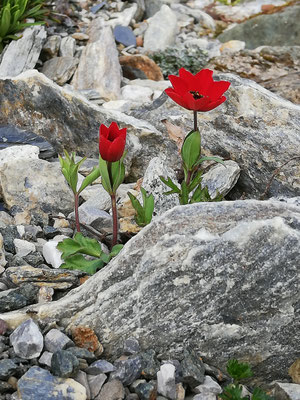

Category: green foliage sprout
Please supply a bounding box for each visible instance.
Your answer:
[0,0,48,52]
[127,187,154,227]
[220,360,274,400]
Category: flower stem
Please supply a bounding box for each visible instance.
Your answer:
[186,170,192,186]
[107,162,118,248]
[193,110,198,131]
[74,193,81,232]
[110,193,118,247]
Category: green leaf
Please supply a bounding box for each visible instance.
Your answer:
[142,190,154,225]
[181,130,201,171]
[252,388,274,400]
[227,359,253,382]
[78,166,101,194]
[160,176,181,195]
[60,254,105,275]
[100,253,111,264]
[190,185,212,203]
[57,233,103,259]
[111,159,125,192]
[128,189,154,227]
[99,156,112,194]
[110,244,123,257]
[188,170,203,193]
[0,5,11,38]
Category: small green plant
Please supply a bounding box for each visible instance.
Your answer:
[0,0,48,52]
[59,150,101,233]
[227,359,253,384]
[57,233,123,275]
[127,187,154,227]
[220,360,274,400]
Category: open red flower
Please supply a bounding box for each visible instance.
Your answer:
[165,68,230,112]
[99,122,127,162]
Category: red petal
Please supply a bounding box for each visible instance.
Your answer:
[194,69,214,95]
[165,88,191,109]
[99,135,111,161]
[200,96,227,112]
[107,136,126,162]
[208,81,231,101]
[168,75,188,95]
[99,124,109,139]
[108,121,121,141]
[192,96,212,111]
[178,68,196,90]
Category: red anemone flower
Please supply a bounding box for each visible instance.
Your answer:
[99,122,127,162]
[165,68,231,112]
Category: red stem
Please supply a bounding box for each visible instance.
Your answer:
[74,193,81,232]
[186,170,192,186]
[193,110,198,132]
[111,193,118,247]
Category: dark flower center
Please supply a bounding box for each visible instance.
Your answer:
[189,91,204,100]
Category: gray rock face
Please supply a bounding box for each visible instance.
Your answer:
[0,158,73,224]
[51,350,79,378]
[44,329,74,353]
[218,5,300,49]
[5,199,298,384]
[110,356,143,386]
[0,360,18,380]
[41,57,79,86]
[0,283,39,312]
[97,379,125,400]
[147,73,300,198]
[72,27,121,100]
[17,366,87,400]
[0,26,47,78]
[272,382,300,400]
[144,5,178,52]
[10,319,43,359]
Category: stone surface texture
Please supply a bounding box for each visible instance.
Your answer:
[10,319,43,359]
[0,158,73,224]
[218,5,300,49]
[1,199,299,385]
[72,27,121,100]
[0,26,47,78]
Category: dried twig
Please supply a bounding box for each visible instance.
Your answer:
[260,156,300,200]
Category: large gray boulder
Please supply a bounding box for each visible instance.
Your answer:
[1,199,299,384]
[218,5,300,49]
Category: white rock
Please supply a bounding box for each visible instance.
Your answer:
[107,4,138,28]
[157,363,176,399]
[144,5,178,51]
[14,239,36,257]
[194,376,222,395]
[102,99,134,113]
[273,382,300,400]
[121,85,153,103]
[42,236,68,269]
[0,145,39,167]
[10,319,43,359]
[220,40,246,54]
[0,233,6,268]
[59,36,76,57]
[193,394,217,400]
[201,160,240,199]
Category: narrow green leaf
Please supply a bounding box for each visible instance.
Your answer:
[181,130,201,171]
[0,5,11,38]
[99,156,112,194]
[78,166,101,194]
[196,156,226,167]
[144,194,154,224]
[160,176,181,194]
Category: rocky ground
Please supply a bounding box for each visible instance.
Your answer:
[0,0,299,399]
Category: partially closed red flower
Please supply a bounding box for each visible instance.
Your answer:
[99,122,127,162]
[165,68,230,112]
